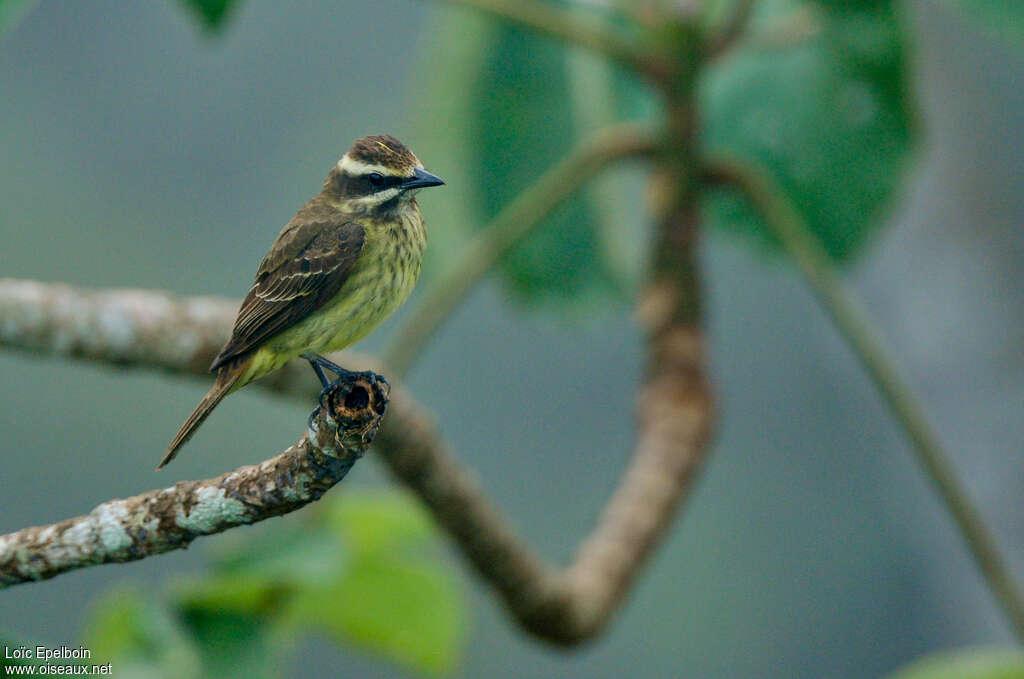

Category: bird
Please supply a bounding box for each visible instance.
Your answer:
[158,135,444,469]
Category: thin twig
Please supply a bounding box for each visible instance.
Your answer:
[433,0,672,81]
[0,372,389,588]
[383,122,658,376]
[702,154,1024,641]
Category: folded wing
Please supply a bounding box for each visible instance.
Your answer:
[210,219,366,370]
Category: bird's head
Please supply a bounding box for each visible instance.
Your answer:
[324,135,444,214]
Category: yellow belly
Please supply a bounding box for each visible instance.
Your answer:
[235,217,424,388]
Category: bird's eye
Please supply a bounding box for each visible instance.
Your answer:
[366,172,384,188]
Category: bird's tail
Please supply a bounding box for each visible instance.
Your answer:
[157,362,246,470]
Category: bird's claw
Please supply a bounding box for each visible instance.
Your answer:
[358,370,389,395]
[307,404,322,430]
[303,354,387,394]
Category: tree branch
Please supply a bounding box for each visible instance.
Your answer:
[0,277,714,644]
[384,123,658,376]
[432,0,672,81]
[0,371,389,588]
[702,155,1024,641]
[379,332,713,644]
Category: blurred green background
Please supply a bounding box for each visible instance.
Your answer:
[1,0,1022,677]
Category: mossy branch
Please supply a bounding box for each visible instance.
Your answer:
[0,278,713,644]
[0,372,388,588]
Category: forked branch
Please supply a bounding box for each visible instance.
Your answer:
[0,273,714,643]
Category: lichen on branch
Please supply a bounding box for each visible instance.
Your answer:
[0,373,389,588]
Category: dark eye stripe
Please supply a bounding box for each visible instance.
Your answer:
[369,174,403,190]
[335,171,404,197]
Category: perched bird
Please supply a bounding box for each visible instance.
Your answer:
[158,135,443,469]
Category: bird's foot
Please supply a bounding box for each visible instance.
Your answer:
[307,404,322,431]
[302,353,388,392]
[303,353,354,387]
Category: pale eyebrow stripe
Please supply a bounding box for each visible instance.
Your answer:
[336,154,391,176]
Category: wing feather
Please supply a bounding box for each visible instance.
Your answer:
[210,218,365,370]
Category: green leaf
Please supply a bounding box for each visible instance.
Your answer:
[0,0,38,38]
[203,518,344,588]
[171,520,344,616]
[286,554,463,676]
[80,585,202,679]
[80,492,463,677]
[416,4,650,313]
[324,489,435,555]
[176,0,240,33]
[83,581,286,679]
[885,647,1024,679]
[173,573,283,615]
[168,514,345,621]
[287,490,465,675]
[702,0,915,262]
[940,0,1024,48]
[178,610,283,679]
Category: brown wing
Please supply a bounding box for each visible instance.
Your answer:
[210,218,365,371]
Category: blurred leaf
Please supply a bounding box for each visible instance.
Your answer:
[325,489,435,555]
[941,0,1024,48]
[177,0,240,33]
[0,0,37,38]
[286,554,463,676]
[79,491,463,677]
[80,585,202,679]
[172,519,343,615]
[700,0,740,30]
[885,647,1024,679]
[287,490,464,675]
[566,47,651,295]
[179,610,283,679]
[203,518,344,587]
[83,570,288,679]
[702,0,915,262]
[417,4,651,313]
[173,573,283,615]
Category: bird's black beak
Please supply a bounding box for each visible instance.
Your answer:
[401,167,445,190]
